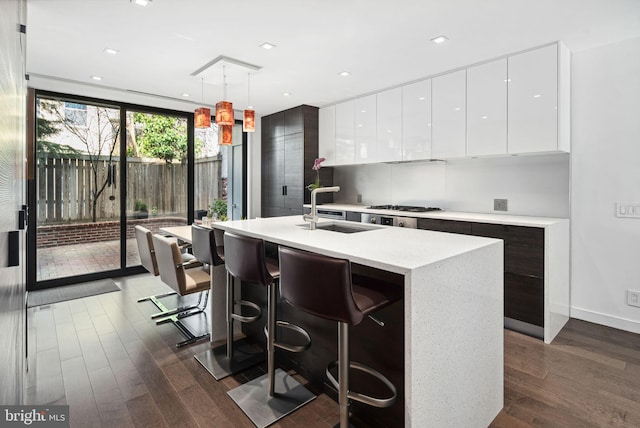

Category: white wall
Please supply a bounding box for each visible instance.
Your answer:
[333,161,447,207]
[333,153,570,218]
[570,36,640,333]
[445,154,570,217]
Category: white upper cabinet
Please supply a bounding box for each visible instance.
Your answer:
[318,105,336,166]
[402,79,432,161]
[354,94,377,164]
[376,88,402,162]
[335,100,355,165]
[432,69,466,159]
[466,59,507,156]
[325,42,568,166]
[508,44,563,154]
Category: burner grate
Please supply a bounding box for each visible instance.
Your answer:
[367,205,441,213]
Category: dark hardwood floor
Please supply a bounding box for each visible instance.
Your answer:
[26,273,640,427]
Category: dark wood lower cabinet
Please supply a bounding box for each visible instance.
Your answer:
[504,272,544,326]
[417,219,546,334]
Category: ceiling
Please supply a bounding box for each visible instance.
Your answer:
[26,0,640,117]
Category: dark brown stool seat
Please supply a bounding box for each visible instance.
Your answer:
[224,232,315,428]
[278,246,402,428]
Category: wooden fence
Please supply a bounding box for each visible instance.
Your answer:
[36,155,223,224]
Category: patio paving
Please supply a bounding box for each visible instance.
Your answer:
[37,239,141,281]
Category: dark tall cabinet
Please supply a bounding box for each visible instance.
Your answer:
[261,105,332,217]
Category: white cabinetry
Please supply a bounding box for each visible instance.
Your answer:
[318,105,336,166]
[467,59,507,156]
[321,42,569,165]
[354,94,377,164]
[376,88,402,162]
[508,43,569,154]
[335,100,355,165]
[432,70,466,159]
[402,80,432,161]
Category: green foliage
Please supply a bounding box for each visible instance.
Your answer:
[37,140,81,157]
[134,199,147,211]
[208,198,228,221]
[133,113,187,162]
[37,115,61,141]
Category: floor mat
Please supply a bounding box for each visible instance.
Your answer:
[27,279,120,308]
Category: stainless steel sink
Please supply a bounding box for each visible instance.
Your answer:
[297,222,377,233]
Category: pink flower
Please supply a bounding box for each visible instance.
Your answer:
[312,157,326,171]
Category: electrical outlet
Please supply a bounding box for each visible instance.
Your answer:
[494,199,508,212]
[616,202,640,218]
[627,290,640,307]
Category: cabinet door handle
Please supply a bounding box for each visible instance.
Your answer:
[283,185,287,196]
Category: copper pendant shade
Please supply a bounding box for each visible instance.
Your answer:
[215,101,234,126]
[194,78,211,129]
[243,73,255,132]
[243,109,255,132]
[218,124,233,146]
[194,107,211,128]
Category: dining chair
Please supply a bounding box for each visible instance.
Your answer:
[152,233,211,347]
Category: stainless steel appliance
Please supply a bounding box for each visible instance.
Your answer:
[361,205,440,228]
[316,208,346,220]
[361,213,417,228]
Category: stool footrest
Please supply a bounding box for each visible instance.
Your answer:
[326,360,397,409]
[264,321,312,353]
[230,299,261,323]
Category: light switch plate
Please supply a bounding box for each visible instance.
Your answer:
[616,202,640,218]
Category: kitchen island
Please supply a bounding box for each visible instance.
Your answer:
[210,215,504,427]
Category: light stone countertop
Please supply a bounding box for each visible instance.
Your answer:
[211,215,501,274]
[306,203,567,227]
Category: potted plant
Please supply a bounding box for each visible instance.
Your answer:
[208,198,228,221]
[133,199,148,219]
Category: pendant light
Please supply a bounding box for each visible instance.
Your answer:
[194,77,211,128]
[218,123,233,146]
[243,73,255,133]
[215,65,234,126]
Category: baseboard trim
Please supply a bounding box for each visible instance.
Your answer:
[570,307,640,334]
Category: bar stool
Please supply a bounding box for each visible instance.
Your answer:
[193,228,265,381]
[278,246,401,428]
[191,224,225,269]
[224,232,315,428]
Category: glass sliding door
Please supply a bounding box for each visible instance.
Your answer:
[35,94,121,281]
[30,90,245,288]
[125,110,189,268]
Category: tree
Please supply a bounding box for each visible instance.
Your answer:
[46,100,120,222]
[36,99,80,157]
[133,113,187,163]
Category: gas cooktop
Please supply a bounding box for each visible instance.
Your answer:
[367,205,442,213]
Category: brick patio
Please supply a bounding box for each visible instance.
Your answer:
[37,239,141,281]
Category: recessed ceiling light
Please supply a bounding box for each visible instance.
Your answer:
[132,0,150,6]
[260,42,276,50]
[104,48,119,55]
[90,75,102,81]
[338,71,351,77]
[504,78,512,83]
[418,97,425,100]
[454,107,461,111]
[481,116,488,119]
[181,93,190,97]
[361,110,366,113]
[431,35,449,44]
[283,92,291,96]
[533,94,541,98]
